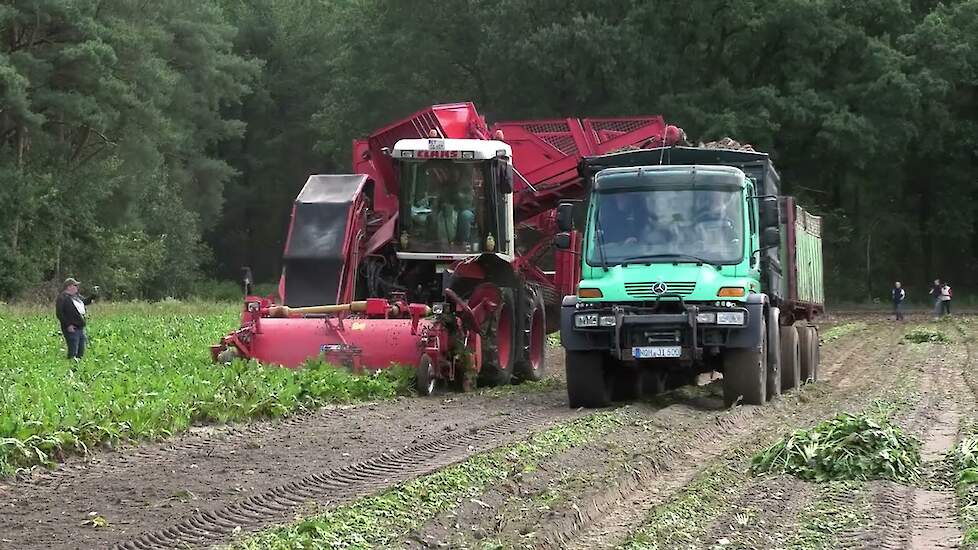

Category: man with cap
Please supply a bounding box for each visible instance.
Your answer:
[55,278,98,359]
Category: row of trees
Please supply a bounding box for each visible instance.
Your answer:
[3,0,977,301]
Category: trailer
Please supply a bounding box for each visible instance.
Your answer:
[557,146,824,407]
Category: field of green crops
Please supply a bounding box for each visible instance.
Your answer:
[0,301,411,477]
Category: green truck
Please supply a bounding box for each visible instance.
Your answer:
[556,146,824,408]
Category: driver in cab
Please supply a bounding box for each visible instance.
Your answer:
[427,164,476,245]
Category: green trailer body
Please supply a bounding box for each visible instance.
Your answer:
[779,198,825,320]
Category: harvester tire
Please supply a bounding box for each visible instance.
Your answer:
[780,325,801,392]
[723,316,767,407]
[416,354,437,396]
[766,307,782,402]
[566,350,611,408]
[478,288,518,387]
[514,286,547,383]
[797,324,818,383]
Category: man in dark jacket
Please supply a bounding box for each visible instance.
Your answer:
[55,278,97,359]
[891,281,906,321]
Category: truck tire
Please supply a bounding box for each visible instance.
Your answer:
[723,316,767,407]
[766,307,782,402]
[478,288,518,387]
[566,350,611,408]
[797,324,818,383]
[514,286,547,383]
[780,326,801,392]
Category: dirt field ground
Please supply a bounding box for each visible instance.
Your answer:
[0,313,975,549]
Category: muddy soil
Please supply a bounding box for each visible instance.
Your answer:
[0,353,576,550]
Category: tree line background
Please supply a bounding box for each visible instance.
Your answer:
[1,0,976,303]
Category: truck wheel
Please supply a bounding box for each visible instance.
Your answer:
[797,324,818,383]
[723,316,767,407]
[478,288,518,387]
[612,361,640,401]
[780,326,801,391]
[514,286,547,383]
[416,354,436,396]
[566,350,611,408]
[766,307,782,402]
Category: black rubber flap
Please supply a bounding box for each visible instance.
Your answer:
[283,174,366,307]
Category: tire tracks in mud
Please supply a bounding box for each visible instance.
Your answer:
[400,321,903,549]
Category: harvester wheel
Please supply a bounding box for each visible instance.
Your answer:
[514,286,547,383]
[478,288,518,387]
[766,307,782,402]
[566,350,611,408]
[723,316,767,407]
[780,325,801,392]
[797,324,818,383]
[415,354,437,396]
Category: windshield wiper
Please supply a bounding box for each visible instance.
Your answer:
[621,253,721,269]
[592,204,610,272]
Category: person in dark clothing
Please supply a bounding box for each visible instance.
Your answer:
[55,278,97,359]
[929,279,943,318]
[601,192,648,244]
[891,281,906,321]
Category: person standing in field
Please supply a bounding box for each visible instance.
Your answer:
[929,278,943,318]
[940,282,952,316]
[55,278,97,359]
[891,281,906,321]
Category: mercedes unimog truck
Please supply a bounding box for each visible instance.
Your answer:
[556,146,824,408]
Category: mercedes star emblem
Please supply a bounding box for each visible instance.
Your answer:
[651,282,668,295]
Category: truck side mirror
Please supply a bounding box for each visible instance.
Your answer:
[554,232,571,250]
[759,198,779,229]
[760,226,780,249]
[557,203,574,232]
[497,162,513,194]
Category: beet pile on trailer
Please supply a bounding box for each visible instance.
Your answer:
[211,103,686,393]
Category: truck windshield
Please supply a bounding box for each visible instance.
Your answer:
[399,160,490,253]
[587,188,744,266]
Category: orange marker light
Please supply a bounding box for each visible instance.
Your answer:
[578,288,603,299]
[717,287,746,298]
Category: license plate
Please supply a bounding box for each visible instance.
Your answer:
[632,346,682,359]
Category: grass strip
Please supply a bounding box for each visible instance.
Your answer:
[821,322,867,343]
[952,425,978,547]
[230,410,625,550]
[0,303,412,476]
[787,480,870,549]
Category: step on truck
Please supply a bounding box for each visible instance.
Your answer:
[556,145,824,408]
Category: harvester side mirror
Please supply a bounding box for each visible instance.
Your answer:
[758,197,779,229]
[497,163,513,194]
[554,232,571,250]
[760,226,780,249]
[557,203,574,232]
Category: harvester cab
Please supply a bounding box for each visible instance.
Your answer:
[392,137,514,260]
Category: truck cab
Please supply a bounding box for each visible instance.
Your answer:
[559,147,823,408]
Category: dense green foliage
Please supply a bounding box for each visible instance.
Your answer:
[750,405,921,482]
[3,0,978,300]
[0,303,411,476]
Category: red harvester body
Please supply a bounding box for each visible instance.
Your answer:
[212,102,684,392]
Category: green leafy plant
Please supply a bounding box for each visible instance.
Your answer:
[904,328,951,344]
[750,406,921,483]
[952,435,978,547]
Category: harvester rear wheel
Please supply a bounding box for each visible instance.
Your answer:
[514,286,547,383]
[415,354,437,396]
[723,316,767,407]
[478,288,518,387]
[566,350,611,408]
[780,325,801,392]
[798,324,819,383]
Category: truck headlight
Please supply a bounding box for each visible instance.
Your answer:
[716,311,746,325]
[599,315,616,327]
[575,313,599,327]
[696,312,716,324]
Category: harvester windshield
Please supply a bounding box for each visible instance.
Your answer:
[399,160,493,253]
[588,187,744,266]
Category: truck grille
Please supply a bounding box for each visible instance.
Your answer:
[624,282,696,298]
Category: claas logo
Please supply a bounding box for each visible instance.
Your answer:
[416,150,462,159]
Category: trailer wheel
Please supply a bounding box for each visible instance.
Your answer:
[723,316,767,407]
[766,308,782,402]
[514,286,547,383]
[566,351,611,408]
[478,288,518,387]
[780,326,801,392]
[416,354,437,396]
[797,324,818,383]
